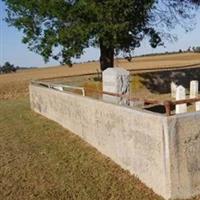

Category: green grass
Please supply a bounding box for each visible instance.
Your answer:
[0,98,163,200]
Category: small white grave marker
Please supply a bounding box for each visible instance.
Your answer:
[190,80,199,99]
[175,85,187,114]
[171,82,177,98]
[103,68,130,105]
[196,102,200,111]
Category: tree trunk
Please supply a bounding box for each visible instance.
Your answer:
[99,41,114,71]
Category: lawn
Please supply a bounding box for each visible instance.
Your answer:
[0,98,162,200]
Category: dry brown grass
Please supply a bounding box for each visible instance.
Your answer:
[0,99,163,200]
[118,52,200,70]
[0,52,199,100]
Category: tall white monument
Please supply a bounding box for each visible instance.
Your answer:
[103,68,130,105]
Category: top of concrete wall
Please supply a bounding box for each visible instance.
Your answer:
[30,83,167,119]
[103,68,130,76]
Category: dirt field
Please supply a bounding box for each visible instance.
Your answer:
[0,52,199,100]
[1,52,200,200]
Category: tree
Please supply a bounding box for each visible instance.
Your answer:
[3,0,200,71]
[1,62,17,73]
[193,46,200,53]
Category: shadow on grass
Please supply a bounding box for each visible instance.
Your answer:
[139,67,200,94]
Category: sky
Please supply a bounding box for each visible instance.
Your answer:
[0,1,200,68]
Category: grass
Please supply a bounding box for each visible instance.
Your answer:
[0,98,162,200]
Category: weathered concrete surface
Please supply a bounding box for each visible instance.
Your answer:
[30,84,170,198]
[103,68,130,105]
[29,84,200,200]
[167,112,200,199]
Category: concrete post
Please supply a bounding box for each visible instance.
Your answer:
[176,85,187,114]
[190,80,199,99]
[171,82,177,98]
[103,68,130,105]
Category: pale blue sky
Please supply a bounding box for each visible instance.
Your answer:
[0,0,200,68]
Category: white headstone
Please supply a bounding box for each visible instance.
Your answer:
[103,68,130,105]
[196,101,200,111]
[175,85,187,114]
[190,80,199,99]
[171,82,177,98]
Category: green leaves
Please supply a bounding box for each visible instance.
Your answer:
[2,0,153,65]
[3,0,199,67]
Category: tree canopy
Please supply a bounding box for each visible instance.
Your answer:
[193,46,200,53]
[0,62,17,74]
[3,0,200,70]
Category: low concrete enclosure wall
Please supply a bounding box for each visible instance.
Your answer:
[168,114,200,199]
[29,83,200,200]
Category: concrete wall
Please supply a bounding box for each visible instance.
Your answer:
[29,84,200,199]
[167,113,200,199]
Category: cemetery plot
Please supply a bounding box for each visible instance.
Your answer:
[1,52,200,101]
[39,66,200,116]
[30,68,200,200]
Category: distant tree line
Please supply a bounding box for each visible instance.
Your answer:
[192,46,200,53]
[0,62,18,74]
[0,62,37,74]
[134,46,200,59]
[180,46,200,53]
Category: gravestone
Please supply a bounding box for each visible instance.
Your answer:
[176,85,187,114]
[196,102,200,111]
[171,82,177,98]
[190,80,199,99]
[103,68,130,105]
